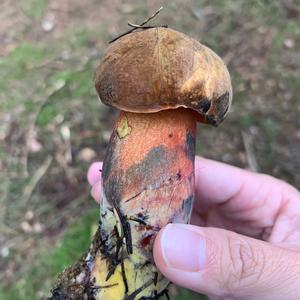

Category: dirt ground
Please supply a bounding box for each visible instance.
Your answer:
[1,0,299,299]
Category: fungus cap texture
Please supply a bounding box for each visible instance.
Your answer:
[95,27,232,125]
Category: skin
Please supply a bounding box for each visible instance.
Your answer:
[88,157,300,300]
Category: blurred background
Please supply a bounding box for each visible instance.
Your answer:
[0,0,299,299]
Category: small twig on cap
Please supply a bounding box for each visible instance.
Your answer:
[127,23,168,29]
[109,6,164,43]
[138,6,164,27]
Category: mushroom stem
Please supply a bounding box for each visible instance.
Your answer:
[49,109,197,300]
[93,108,196,299]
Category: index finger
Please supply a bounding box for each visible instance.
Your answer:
[87,162,103,185]
[194,157,300,228]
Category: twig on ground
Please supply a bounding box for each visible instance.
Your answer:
[23,155,53,204]
[241,130,259,172]
[55,152,77,185]
[19,79,67,179]
[26,59,66,70]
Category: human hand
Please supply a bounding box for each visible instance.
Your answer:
[87,157,300,300]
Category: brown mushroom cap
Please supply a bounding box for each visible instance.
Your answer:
[95,27,232,126]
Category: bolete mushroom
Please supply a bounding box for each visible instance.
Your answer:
[93,27,231,299]
[49,27,231,300]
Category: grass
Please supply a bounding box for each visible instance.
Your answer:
[1,209,98,299]
[21,0,49,19]
[1,0,299,299]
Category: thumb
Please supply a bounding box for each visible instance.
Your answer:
[153,224,300,300]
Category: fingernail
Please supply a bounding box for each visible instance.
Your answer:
[160,224,206,272]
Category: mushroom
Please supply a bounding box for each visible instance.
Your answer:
[49,27,232,300]
[93,28,232,299]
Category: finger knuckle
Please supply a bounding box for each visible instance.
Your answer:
[223,235,265,294]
